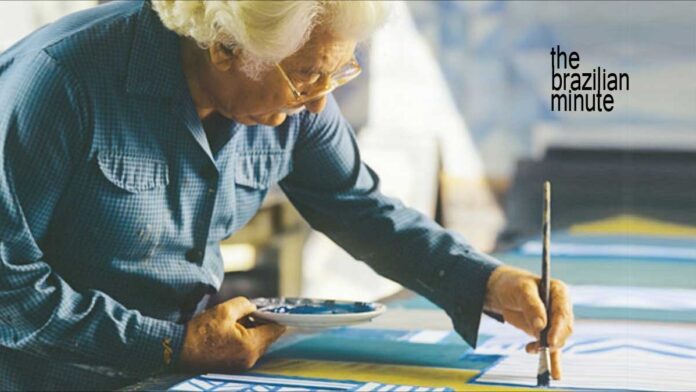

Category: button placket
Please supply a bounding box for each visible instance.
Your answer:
[187,164,219,264]
[201,164,217,181]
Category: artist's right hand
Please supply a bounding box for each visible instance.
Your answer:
[178,296,286,371]
[485,265,574,380]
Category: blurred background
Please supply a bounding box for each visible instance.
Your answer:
[2,1,695,323]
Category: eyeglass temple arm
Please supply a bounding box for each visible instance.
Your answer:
[275,64,302,99]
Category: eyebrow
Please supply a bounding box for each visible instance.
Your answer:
[296,52,354,76]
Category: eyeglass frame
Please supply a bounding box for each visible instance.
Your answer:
[275,57,362,106]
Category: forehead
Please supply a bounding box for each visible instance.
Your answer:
[282,31,356,72]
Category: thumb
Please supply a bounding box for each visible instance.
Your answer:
[249,323,287,344]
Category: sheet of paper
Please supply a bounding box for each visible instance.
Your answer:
[473,320,696,391]
[475,343,696,391]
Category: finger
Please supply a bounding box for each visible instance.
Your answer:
[525,341,539,354]
[525,342,562,379]
[516,279,547,333]
[526,341,565,355]
[219,296,257,322]
[502,309,539,338]
[551,349,562,380]
[548,281,574,348]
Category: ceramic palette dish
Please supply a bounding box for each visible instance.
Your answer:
[250,297,387,328]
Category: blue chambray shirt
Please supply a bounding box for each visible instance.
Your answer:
[0,1,500,390]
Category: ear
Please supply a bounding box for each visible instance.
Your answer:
[209,44,238,72]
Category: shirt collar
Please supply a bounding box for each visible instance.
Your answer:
[125,1,184,98]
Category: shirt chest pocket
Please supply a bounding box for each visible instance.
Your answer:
[97,152,169,193]
[79,152,170,261]
[229,152,293,230]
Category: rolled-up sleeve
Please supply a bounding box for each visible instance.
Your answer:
[0,52,184,376]
[280,96,501,347]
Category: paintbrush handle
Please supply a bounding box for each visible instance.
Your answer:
[540,181,552,346]
[538,181,552,387]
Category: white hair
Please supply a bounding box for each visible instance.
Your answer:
[152,0,390,79]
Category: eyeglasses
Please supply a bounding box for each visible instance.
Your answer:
[275,57,362,106]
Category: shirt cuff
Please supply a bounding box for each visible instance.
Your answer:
[131,316,186,374]
[440,250,501,348]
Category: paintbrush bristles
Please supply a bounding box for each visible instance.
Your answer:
[537,347,552,387]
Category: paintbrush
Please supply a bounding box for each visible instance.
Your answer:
[537,181,552,387]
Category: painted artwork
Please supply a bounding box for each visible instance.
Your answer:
[171,373,451,392]
[170,319,696,391]
[171,216,696,391]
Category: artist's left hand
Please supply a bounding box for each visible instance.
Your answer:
[484,265,574,380]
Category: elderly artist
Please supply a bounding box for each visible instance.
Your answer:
[0,1,573,389]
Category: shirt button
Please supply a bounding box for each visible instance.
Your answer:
[438,269,446,278]
[185,248,204,263]
[201,165,217,180]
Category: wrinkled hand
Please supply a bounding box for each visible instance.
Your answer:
[484,265,573,380]
[179,296,286,372]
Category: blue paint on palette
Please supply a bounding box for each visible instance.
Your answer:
[267,302,376,315]
[253,298,380,316]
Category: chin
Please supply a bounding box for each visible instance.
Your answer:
[254,113,287,127]
[265,116,288,127]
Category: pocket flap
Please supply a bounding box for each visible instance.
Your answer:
[97,152,169,193]
[234,152,292,189]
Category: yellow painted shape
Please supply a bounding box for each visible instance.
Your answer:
[255,358,544,391]
[570,214,696,237]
